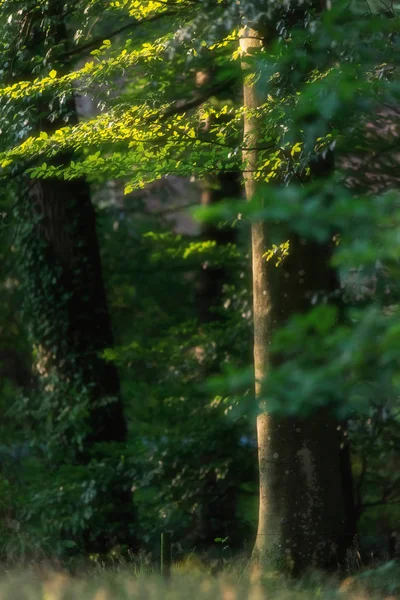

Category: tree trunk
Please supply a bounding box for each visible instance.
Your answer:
[196,172,239,323]
[196,171,242,549]
[16,1,136,553]
[27,176,127,445]
[193,71,243,548]
[240,27,352,572]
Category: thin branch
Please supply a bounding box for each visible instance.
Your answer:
[59,11,178,61]
[379,0,395,16]
[364,0,373,13]
[157,78,236,122]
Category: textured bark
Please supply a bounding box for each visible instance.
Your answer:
[240,27,353,571]
[251,232,349,570]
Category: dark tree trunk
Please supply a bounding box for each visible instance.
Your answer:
[15,1,136,553]
[338,441,358,561]
[192,68,245,549]
[28,176,127,445]
[195,171,242,549]
[196,172,239,323]
[25,166,136,556]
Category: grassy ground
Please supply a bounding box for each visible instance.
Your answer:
[0,558,397,600]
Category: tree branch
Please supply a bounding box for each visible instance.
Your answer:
[59,10,178,61]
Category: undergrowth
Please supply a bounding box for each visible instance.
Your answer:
[0,555,397,599]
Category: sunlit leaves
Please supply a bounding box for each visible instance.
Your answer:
[0,39,166,102]
[263,240,290,267]
[113,0,190,20]
[1,0,400,428]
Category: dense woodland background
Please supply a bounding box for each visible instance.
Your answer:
[0,0,399,587]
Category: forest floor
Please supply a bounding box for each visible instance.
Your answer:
[0,558,398,599]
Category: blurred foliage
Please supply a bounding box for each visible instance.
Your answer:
[97,195,255,551]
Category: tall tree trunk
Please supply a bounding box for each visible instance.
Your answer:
[17,1,136,553]
[240,27,352,571]
[27,176,127,445]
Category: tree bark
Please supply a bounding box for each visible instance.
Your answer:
[240,27,352,572]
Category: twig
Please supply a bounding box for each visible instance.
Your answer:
[58,11,179,61]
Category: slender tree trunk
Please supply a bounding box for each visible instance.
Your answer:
[196,172,242,549]
[240,27,352,571]
[196,172,239,323]
[194,71,243,548]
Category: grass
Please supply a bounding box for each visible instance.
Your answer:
[0,557,397,600]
